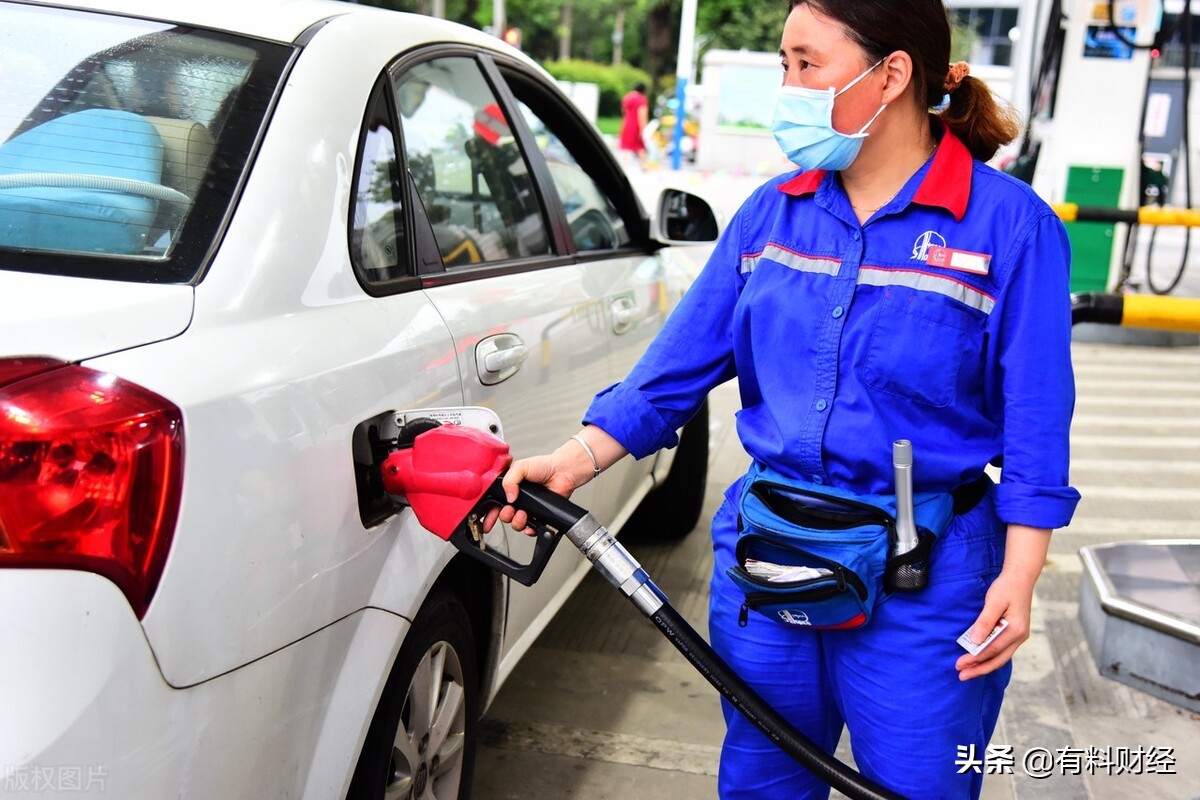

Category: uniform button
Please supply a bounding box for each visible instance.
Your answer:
[812,475,825,484]
[815,398,828,411]
[852,231,861,241]
[832,306,844,319]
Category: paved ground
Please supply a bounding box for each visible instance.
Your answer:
[473,164,1200,799]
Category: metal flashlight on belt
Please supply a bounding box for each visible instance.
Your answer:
[889,439,928,591]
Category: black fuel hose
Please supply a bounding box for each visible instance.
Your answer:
[647,602,905,800]
[1109,0,1195,294]
[506,480,906,799]
[399,424,903,798]
[1147,0,1194,295]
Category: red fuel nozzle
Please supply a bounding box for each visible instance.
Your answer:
[381,421,586,587]
[381,424,511,540]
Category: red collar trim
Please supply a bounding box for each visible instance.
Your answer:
[778,169,825,196]
[911,128,972,221]
[775,128,974,221]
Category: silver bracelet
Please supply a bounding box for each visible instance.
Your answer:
[570,434,602,478]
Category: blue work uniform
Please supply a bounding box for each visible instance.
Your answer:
[584,127,1081,798]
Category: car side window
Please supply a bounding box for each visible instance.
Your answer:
[350,82,407,279]
[392,57,551,267]
[514,99,629,252]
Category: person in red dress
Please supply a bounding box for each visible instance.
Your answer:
[618,82,649,166]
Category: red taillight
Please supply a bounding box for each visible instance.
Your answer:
[0,356,64,389]
[0,359,184,618]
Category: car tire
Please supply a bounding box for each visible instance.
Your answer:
[628,401,709,540]
[348,591,479,800]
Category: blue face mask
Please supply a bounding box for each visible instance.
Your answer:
[772,60,887,172]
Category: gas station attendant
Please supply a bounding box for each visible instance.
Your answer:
[489,1,1081,796]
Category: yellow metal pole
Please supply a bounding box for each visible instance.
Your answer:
[1136,206,1200,227]
[1054,202,1079,223]
[1052,202,1200,227]
[1121,294,1200,333]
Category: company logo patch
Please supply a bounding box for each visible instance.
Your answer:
[925,244,991,275]
[778,609,812,626]
[911,230,946,261]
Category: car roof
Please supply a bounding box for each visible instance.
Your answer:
[25,0,445,44]
[21,0,548,88]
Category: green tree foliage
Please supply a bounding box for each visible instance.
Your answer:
[358,0,981,96]
[483,0,567,58]
[695,2,981,71]
[950,18,978,63]
[358,0,669,79]
[697,0,788,58]
[543,59,651,116]
[359,0,479,23]
[497,0,658,70]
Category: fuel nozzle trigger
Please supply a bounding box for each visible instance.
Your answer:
[381,422,586,586]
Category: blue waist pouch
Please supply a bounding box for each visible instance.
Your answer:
[727,462,955,630]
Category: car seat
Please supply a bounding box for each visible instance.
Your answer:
[143,115,214,237]
[0,108,167,255]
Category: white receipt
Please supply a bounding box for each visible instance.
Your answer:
[957,618,1008,656]
[744,559,833,584]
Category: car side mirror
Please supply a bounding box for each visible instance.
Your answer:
[650,189,720,244]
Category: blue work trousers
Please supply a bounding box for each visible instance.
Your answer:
[709,477,1011,799]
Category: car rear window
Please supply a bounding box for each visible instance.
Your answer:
[0,3,293,282]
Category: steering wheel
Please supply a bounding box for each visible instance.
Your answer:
[0,171,189,204]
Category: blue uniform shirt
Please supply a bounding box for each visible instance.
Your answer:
[585,128,1080,530]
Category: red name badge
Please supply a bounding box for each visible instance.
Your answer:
[926,245,991,275]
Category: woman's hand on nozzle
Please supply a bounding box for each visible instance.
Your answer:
[482,428,625,535]
[481,447,584,535]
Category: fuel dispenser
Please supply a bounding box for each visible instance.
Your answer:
[1027,0,1162,292]
[1019,0,1200,294]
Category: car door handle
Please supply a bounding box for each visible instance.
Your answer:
[476,333,528,385]
[610,295,642,335]
[484,344,529,373]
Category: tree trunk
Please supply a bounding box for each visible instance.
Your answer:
[646,1,675,93]
[463,0,480,26]
[612,6,625,65]
[558,1,573,61]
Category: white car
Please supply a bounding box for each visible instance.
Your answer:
[0,1,719,797]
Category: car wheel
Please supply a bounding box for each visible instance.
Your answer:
[348,592,478,800]
[629,401,709,539]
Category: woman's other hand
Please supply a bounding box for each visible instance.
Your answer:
[955,524,1050,680]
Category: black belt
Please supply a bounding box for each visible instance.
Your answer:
[748,472,993,527]
[951,475,991,515]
